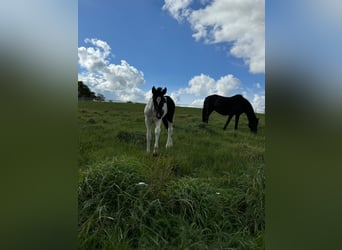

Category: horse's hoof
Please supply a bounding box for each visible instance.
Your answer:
[153,148,159,156]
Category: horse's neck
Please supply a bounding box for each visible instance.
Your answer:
[145,98,154,115]
[244,103,257,121]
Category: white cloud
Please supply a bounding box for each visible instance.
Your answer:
[191,98,205,107]
[163,0,265,73]
[251,94,265,113]
[170,73,241,105]
[216,74,241,96]
[186,73,216,96]
[170,88,186,103]
[162,0,193,22]
[85,38,111,55]
[78,38,146,102]
[185,73,241,97]
[78,38,111,72]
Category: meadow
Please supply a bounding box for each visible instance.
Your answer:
[78,100,265,249]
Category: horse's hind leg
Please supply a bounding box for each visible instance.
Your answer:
[145,117,152,153]
[223,115,234,130]
[166,121,173,148]
[234,114,240,130]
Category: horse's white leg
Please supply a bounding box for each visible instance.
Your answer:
[166,121,173,148]
[145,117,152,153]
[153,120,162,154]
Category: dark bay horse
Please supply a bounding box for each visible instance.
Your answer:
[144,86,175,154]
[202,94,259,133]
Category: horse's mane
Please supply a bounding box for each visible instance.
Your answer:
[241,96,257,120]
[154,87,164,93]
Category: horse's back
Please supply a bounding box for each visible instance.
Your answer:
[204,94,246,115]
[205,94,243,103]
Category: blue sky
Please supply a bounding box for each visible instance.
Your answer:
[78,0,265,113]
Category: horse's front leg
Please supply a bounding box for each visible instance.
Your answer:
[153,120,162,154]
[145,117,152,153]
[223,114,234,130]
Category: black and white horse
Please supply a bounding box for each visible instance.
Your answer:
[144,86,175,154]
[202,94,259,133]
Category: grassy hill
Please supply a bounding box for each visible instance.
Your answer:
[78,100,265,249]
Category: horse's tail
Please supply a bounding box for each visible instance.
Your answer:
[202,97,209,123]
[163,96,175,129]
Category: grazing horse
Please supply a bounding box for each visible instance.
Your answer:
[144,86,175,154]
[202,94,259,133]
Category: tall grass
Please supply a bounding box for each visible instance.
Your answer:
[78,101,265,249]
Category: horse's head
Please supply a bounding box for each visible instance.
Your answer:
[248,118,259,133]
[152,86,167,119]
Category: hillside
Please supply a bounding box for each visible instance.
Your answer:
[78,100,265,249]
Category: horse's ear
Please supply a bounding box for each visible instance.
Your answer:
[162,87,167,95]
[152,86,156,94]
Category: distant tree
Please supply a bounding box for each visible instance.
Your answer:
[95,93,105,102]
[78,81,96,100]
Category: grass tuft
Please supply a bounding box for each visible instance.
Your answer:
[116,131,146,146]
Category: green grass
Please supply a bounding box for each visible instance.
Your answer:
[78,100,265,249]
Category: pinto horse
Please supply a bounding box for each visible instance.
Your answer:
[202,94,259,133]
[144,86,175,154]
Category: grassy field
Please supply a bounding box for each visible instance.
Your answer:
[78,100,265,249]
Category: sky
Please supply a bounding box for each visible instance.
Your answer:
[78,0,265,113]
